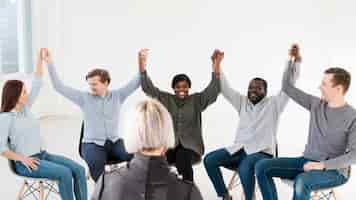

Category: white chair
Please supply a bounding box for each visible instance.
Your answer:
[227,171,257,200]
[8,159,59,200]
[281,166,351,200]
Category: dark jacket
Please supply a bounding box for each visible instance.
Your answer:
[91,153,204,200]
[140,71,220,163]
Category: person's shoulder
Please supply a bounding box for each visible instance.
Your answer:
[344,104,356,119]
[0,112,15,128]
[0,112,14,120]
[346,104,356,112]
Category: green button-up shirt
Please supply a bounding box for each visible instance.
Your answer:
[141,71,220,162]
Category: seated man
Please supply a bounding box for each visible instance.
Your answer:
[255,49,356,200]
[42,48,140,182]
[204,45,300,200]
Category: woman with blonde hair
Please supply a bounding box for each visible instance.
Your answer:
[92,98,203,200]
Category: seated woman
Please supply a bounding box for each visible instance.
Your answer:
[138,49,221,182]
[92,98,203,200]
[0,49,87,200]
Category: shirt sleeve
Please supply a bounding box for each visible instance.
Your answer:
[47,63,85,107]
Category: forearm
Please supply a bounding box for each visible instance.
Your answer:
[2,150,24,162]
[140,70,159,97]
[116,73,141,101]
[282,60,315,109]
[34,59,44,77]
[47,63,65,90]
[323,151,356,170]
[46,63,84,105]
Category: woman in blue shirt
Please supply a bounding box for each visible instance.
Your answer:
[0,49,87,200]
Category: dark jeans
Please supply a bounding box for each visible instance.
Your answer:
[15,151,87,200]
[81,139,133,182]
[255,157,348,200]
[203,148,272,199]
[166,144,198,182]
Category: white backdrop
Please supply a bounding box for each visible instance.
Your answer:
[1,0,356,199]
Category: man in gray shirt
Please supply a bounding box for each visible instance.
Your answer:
[41,49,141,182]
[255,46,356,200]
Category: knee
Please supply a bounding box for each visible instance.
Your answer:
[203,153,215,168]
[254,159,270,178]
[237,161,254,178]
[57,166,73,181]
[73,164,86,178]
[294,174,311,196]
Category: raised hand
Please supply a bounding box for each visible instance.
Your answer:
[138,48,149,73]
[289,44,301,62]
[211,49,224,74]
[40,48,52,64]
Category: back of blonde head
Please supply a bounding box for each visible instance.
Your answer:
[126,98,175,153]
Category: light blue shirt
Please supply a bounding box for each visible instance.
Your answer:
[0,76,44,156]
[47,63,140,146]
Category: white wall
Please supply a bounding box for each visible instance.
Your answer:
[1,0,356,199]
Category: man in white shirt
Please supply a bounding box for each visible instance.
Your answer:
[204,45,300,200]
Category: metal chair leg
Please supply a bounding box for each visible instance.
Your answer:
[16,181,27,200]
[331,189,337,200]
[228,172,238,191]
[39,181,44,200]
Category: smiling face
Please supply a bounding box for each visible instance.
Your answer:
[318,68,351,102]
[85,69,111,96]
[173,80,190,99]
[86,76,109,96]
[247,79,267,105]
[319,73,345,102]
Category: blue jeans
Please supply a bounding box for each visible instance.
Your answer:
[81,139,133,182]
[255,157,348,200]
[204,148,272,200]
[15,151,87,200]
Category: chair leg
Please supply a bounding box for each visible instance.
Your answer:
[228,172,238,191]
[16,181,27,200]
[39,181,44,200]
[331,189,337,200]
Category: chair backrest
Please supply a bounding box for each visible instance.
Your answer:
[78,121,84,158]
[6,136,18,175]
[8,159,18,175]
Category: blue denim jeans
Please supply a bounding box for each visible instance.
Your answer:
[255,157,348,200]
[15,151,87,200]
[204,148,272,200]
[81,139,133,182]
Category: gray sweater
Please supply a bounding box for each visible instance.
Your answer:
[47,63,140,146]
[282,60,356,176]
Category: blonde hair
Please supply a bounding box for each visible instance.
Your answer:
[126,98,175,153]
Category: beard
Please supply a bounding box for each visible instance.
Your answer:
[248,93,265,105]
